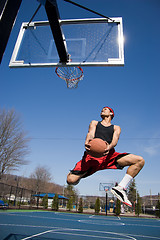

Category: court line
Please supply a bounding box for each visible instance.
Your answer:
[125,223,160,228]
[49,229,136,240]
[78,219,125,226]
[0,223,56,229]
[1,212,159,228]
[0,212,80,222]
[1,223,160,240]
[0,212,123,224]
[20,226,137,240]
[0,223,136,240]
[21,228,61,240]
[131,234,160,240]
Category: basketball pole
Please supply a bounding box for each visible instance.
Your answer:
[105,190,108,216]
[0,0,22,64]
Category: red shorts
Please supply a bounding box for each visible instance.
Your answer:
[71,149,129,178]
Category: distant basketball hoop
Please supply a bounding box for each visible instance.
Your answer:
[99,182,114,216]
[99,183,114,192]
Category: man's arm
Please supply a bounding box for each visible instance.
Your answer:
[85,120,98,150]
[107,125,121,151]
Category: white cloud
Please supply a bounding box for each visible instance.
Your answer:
[143,143,160,156]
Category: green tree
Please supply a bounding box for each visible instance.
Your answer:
[95,197,100,214]
[135,193,142,216]
[127,179,137,206]
[64,185,78,209]
[78,197,83,213]
[115,199,121,216]
[67,196,73,211]
[42,194,48,209]
[52,194,59,211]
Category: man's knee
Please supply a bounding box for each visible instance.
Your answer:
[130,155,145,169]
[138,156,145,169]
[117,154,145,169]
[67,173,81,185]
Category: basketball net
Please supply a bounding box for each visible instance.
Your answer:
[55,66,84,89]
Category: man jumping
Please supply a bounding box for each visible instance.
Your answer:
[67,106,145,207]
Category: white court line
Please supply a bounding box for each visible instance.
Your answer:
[131,233,160,240]
[0,212,78,222]
[20,226,137,240]
[49,229,136,240]
[0,223,135,240]
[1,212,122,224]
[125,223,160,228]
[88,215,123,222]
[1,223,160,240]
[21,228,61,240]
[1,212,159,228]
[78,219,125,226]
[0,223,55,229]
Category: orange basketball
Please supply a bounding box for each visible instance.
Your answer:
[89,138,107,158]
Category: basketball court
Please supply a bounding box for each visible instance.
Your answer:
[1,1,160,239]
[0,210,160,240]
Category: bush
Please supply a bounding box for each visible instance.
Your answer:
[52,194,59,211]
[67,197,73,211]
[156,200,160,218]
[42,194,48,209]
[95,197,100,214]
[78,198,83,213]
[135,196,142,216]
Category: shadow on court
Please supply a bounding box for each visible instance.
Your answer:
[4,234,63,240]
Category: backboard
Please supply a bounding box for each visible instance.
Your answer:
[9,17,124,68]
[99,182,114,192]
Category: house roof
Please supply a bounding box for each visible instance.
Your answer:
[33,193,68,200]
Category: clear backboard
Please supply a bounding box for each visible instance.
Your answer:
[9,17,124,68]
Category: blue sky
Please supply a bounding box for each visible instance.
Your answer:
[1,0,160,197]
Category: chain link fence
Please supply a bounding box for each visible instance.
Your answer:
[0,182,41,209]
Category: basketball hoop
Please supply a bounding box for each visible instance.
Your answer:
[55,66,84,89]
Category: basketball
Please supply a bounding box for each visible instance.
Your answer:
[89,138,108,158]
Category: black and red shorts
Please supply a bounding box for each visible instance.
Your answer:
[70,148,129,178]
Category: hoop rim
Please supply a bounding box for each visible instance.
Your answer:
[55,66,83,81]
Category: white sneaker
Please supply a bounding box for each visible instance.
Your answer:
[111,186,132,207]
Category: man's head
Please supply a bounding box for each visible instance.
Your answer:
[101,107,114,120]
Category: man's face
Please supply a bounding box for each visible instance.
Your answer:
[101,107,111,118]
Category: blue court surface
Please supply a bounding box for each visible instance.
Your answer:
[0,210,160,240]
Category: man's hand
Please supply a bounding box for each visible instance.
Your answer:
[103,141,110,155]
[85,141,91,152]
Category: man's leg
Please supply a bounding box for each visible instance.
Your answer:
[67,152,100,186]
[111,154,145,207]
[117,154,145,178]
[67,172,87,185]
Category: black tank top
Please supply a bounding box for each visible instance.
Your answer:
[95,122,114,144]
